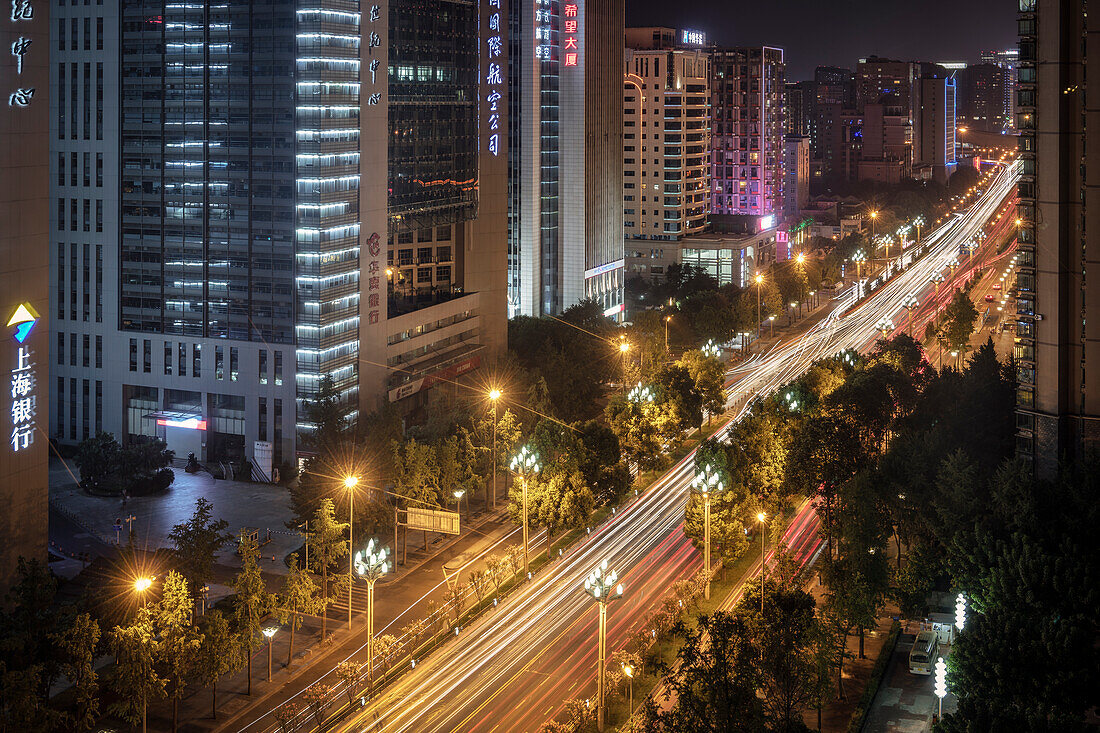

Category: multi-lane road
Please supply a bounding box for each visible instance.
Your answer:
[244,160,1020,733]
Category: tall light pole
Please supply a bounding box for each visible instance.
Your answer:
[583,560,624,733]
[344,475,359,629]
[754,273,764,345]
[869,210,878,270]
[618,338,630,392]
[664,315,672,353]
[488,387,501,509]
[262,626,278,682]
[623,664,634,717]
[852,250,866,283]
[453,489,466,524]
[692,462,724,600]
[354,539,388,695]
[902,294,919,333]
[757,512,767,614]
[509,445,540,575]
[795,252,807,317]
[913,215,925,247]
[876,318,895,341]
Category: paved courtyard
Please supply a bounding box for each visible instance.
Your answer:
[49,456,300,573]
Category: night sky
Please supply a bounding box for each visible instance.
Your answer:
[626,0,1017,80]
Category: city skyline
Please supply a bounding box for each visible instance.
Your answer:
[627,0,1016,79]
[0,0,1094,731]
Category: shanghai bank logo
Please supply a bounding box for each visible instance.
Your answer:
[7,303,38,343]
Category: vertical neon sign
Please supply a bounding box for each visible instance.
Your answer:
[534,0,552,61]
[486,0,503,156]
[563,3,578,67]
[7,304,38,452]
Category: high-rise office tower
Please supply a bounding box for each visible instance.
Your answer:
[2,0,50,588]
[980,48,1019,132]
[855,57,916,177]
[783,80,813,137]
[809,65,855,178]
[915,74,957,185]
[623,36,710,242]
[709,46,785,227]
[508,0,625,319]
[51,0,507,469]
[1014,0,1099,475]
[963,63,1007,133]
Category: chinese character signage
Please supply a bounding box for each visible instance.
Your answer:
[7,304,37,452]
[485,0,503,156]
[563,3,578,67]
[534,0,552,61]
[5,0,34,106]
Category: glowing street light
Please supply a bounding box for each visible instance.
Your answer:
[623,663,634,716]
[262,626,279,681]
[618,338,631,391]
[354,538,388,693]
[453,489,467,523]
[754,273,765,346]
[700,339,721,359]
[344,474,359,629]
[902,294,919,333]
[934,656,948,718]
[627,383,655,404]
[509,445,541,575]
[691,462,724,600]
[757,512,767,613]
[134,576,154,607]
[488,387,502,509]
[664,314,672,352]
[852,250,867,280]
[954,592,967,631]
[876,318,895,340]
[583,560,624,732]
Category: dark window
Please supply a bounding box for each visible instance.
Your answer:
[129,338,137,372]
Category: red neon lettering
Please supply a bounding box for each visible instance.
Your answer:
[564,19,577,33]
[564,3,577,17]
[564,37,577,50]
[565,52,578,66]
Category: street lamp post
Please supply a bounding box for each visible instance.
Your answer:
[344,475,359,629]
[354,539,388,695]
[618,339,631,392]
[623,664,634,717]
[757,512,767,613]
[768,315,776,337]
[453,489,466,524]
[691,462,724,601]
[583,560,624,733]
[664,315,672,353]
[488,387,501,509]
[876,317,895,341]
[262,626,278,682]
[754,273,764,344]
[509,445,540,575]
[902,294,919,333]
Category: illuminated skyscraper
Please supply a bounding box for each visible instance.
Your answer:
[508,0,625,319]
[2,0,50,587]
[51,0,506,467]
